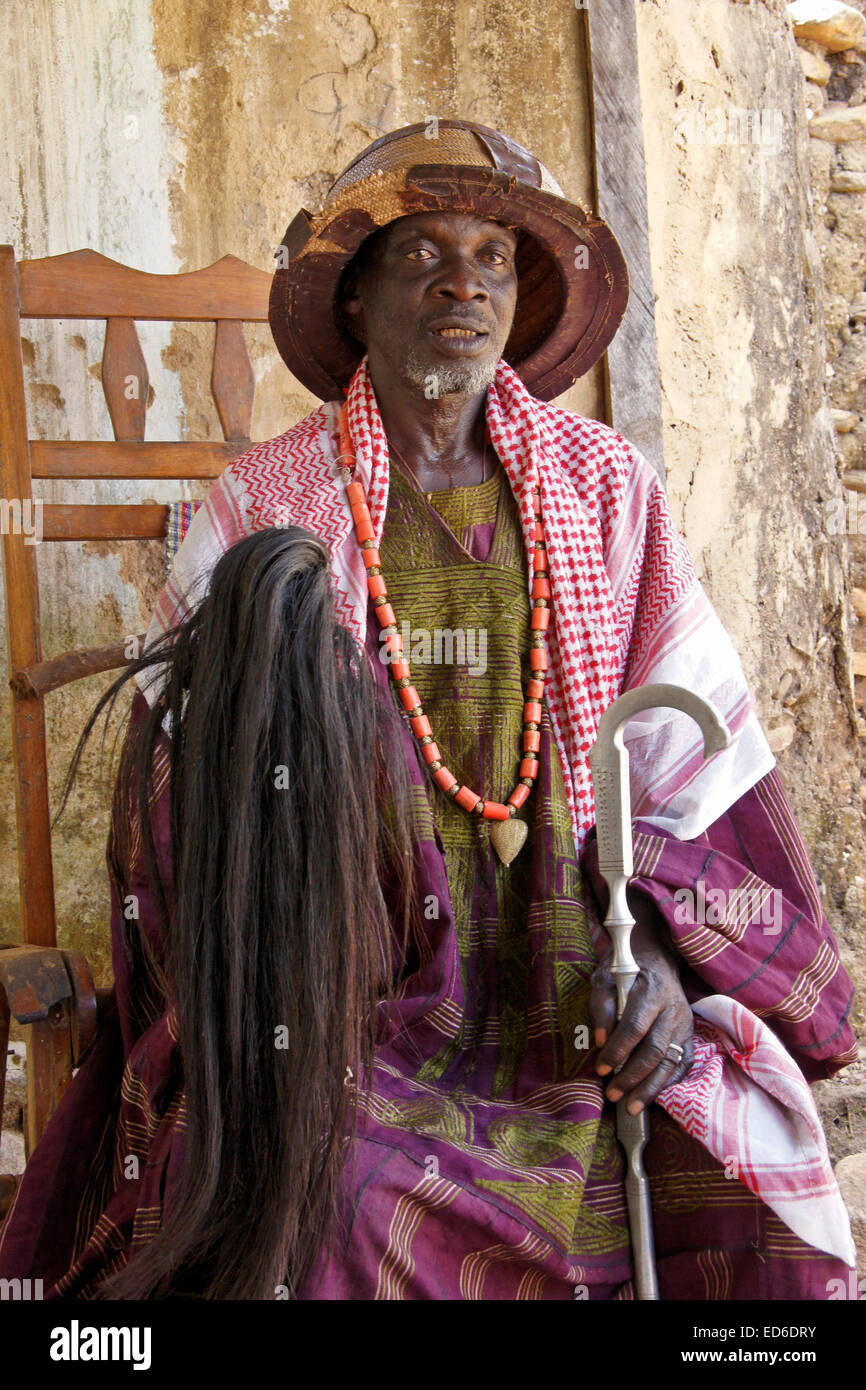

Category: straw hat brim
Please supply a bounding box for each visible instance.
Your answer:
[269,124,629,403]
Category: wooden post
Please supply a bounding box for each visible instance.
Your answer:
[584,0,666,480]
[0,246,57,947]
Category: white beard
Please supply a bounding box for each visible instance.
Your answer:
[403,348,500,398]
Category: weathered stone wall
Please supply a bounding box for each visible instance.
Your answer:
[634,0,866,1260]
[787,0,866,1271]
[637,0,864,1033]
[1,0,864,1246]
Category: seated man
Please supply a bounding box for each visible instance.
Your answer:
[0,119,857,1300]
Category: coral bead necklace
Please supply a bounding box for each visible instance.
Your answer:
[337,404,550,866]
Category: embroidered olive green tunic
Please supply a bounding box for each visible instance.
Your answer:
[375,455,600,1095]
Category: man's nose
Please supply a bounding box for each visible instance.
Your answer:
[431,253,489,300]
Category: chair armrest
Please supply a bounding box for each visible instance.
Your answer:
[0,943,100,1153]
[9,633,146,698]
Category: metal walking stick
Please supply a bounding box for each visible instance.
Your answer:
[588,683,731,1300]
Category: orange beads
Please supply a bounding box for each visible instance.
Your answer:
[376,603,396,628]
[455,786,480,813]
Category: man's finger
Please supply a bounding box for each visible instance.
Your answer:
[617,1026,695,1112]
[594,971,657,1075]
[602,1004,678,1099]
[588,962,618,1053]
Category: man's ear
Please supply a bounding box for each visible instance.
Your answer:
[342,288,366,345]
[337,266,368,345]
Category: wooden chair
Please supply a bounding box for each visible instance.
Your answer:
[0,245,272,1184]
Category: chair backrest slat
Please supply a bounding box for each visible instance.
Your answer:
[31,440,240,479]
[212,319,255,442]
[41,503,168,541]
[18,248,271,320]
[102,317,149,442]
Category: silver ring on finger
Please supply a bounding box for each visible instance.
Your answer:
[665,1041,684,1065]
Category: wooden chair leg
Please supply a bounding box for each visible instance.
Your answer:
[23,1006,73,1160]
[0,975,19,1227]
[0,986,9,1134]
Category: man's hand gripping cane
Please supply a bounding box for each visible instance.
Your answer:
[588,683,731,1300]
[591,903,695,1114]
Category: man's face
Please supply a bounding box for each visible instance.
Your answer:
[341,211,519,397]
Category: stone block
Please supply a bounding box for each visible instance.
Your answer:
[835,1151,866,1274]
[810,102,866,139]
[815,1074,866,1162]
[767,719,796,753]
[800,46,833,83]
[832,167,866,189]
[790,0,866,53]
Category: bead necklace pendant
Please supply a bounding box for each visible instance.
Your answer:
[488,818,529,866]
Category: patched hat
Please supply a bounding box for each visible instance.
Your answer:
[269,119,629,402]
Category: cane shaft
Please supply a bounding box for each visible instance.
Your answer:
[607,907,640,1019]
[616,1099,660,1300]
[595,882,659,1300]
[607,900,660,1300]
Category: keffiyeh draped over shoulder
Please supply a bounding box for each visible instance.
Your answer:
[139,354,775,857]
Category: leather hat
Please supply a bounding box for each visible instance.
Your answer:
[269,119,629,403]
